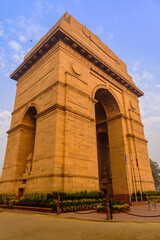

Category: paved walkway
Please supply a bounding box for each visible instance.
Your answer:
[59,203,160,222]
[1,203,160,222]
[0,210,160,240]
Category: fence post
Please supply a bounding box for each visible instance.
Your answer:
[57,194,60,215]
[106,191,111,220]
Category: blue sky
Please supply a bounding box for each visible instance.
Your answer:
[0,0,160,174]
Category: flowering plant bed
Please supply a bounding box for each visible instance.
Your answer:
[97,203,130,214]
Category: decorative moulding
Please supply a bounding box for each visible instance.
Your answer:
[71,62,82,75]
[82,25,91,38]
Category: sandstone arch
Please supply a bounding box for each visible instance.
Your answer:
[0,13,155,200]
[94,88,129,199]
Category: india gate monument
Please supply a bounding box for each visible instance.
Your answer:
[0,13,155,202]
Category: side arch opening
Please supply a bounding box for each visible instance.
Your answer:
[18,106,37,177]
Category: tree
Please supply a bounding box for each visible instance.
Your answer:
[150,159,160,189]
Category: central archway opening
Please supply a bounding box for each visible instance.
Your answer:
[94,88,130,202]
[95,97,112,195]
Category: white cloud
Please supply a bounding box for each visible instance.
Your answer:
[5,18,13,24]
[0,111,11,119]
[6,14,47,43]
[142,116,160,165]
[131,72,141,85]
[0,27,4,37]
[140,90,160,118]
[27,48,32,52]
[73,0,80,4]
[33,0,54,17]
[16,15,26,28]
[141,71,154,81]
[106,33,114,41]
[45,1,54,12]
[12,16,47,42]
[0,22,4,37]
[143,116,160,129]
[18,35,27,43]
[0,47,8,71]
[0,16,47,74]
[0,62,6,69]
[132,59,160,165]
[130,62,154,88]
[97,25,104,35]
[25,20,47,41]
[132,61,140,72]
[13,53,23,63]
[9,40,22,52]
[57,4,65,17]
[12,49,25,64]
[0,111,11,176]
[34,0,44,17]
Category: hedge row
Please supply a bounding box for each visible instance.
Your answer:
[0,191,130,213]
[12,198,129,213]
[1,190,160,205]
[20,191,105,202]
[131,191,160,201]
[12,198,104,209]
[144,191,160,196]
[0,191,105,204]
[146,196,160,200]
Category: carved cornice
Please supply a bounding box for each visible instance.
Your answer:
[36,103,95,122]
[10,25,143,97]
[0,173,98,183]
[7,124,35,134]
[106,113,127,122]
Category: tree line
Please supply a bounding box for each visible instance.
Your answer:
[150,159,160,190]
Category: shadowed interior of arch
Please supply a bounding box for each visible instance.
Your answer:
[18,107,37,177]
[95,88,121,195]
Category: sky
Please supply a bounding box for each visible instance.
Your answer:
[0,0,160,175]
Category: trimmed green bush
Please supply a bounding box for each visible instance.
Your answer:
[146,196,160,200]
[51,190,105,200]
[131,191,160,202]
[131,191,147,201]
[16,191,105,207]
[144,191,160,196]
[0,193,16,204]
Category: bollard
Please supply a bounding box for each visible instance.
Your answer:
[106,191,111,220]
[57,194,60,215]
